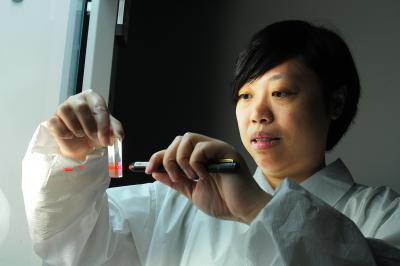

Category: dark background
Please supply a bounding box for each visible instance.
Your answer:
[107,1,254,187]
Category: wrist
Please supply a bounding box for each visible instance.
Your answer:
[241,190,271,225]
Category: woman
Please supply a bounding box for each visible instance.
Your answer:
[22,20,400,265]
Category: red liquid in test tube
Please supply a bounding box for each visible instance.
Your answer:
[108,137,123,178]
[108,162,123,177]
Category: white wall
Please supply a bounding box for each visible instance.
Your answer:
[0,0,83,264]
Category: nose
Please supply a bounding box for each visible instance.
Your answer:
[250,99,274,124]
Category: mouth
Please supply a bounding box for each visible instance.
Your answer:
[251,137,280,143]
[250,135,281,150]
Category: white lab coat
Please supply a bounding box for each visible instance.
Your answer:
[22,122,400,266]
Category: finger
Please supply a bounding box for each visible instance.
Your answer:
[163,136,187,183]
[191,139,235,165]
[56,102,85,138]
[146,150,165,174]
[152,172,196,199]
[189,141,213,181]
[176,133,198,180]
[47,115,74,139]
[110,115,125,140]
[69,98,98,143]
[152,172,174,187]
[85,92,111,146]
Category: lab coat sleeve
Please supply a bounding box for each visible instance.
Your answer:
[22,122,151,266]
[245,179,377,266]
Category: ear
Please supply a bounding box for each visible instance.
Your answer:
[329,86,347,120]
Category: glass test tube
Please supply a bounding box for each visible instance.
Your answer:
[108,137,123,178]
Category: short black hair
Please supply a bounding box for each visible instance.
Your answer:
[232,20,360,151]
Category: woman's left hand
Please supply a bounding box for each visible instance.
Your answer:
[146,133,271,224]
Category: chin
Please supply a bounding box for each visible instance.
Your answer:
[253,153,284,171]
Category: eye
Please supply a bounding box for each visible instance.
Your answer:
[238,93,251,100]
[272,91,289,98]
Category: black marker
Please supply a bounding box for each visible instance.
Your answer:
[129,159,239,173]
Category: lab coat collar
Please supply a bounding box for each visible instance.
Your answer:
[253,158,354,207]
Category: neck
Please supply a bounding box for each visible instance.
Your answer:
[263,159,326,189]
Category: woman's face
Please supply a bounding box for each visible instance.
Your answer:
[236,59,331,185]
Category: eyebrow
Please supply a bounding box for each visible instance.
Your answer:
[248,74,292,85]
[244,72,302,91]
[268,73,286,81]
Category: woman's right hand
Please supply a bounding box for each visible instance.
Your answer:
[47,90,124,161]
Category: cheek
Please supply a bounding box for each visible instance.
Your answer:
[236,107,253,149]
[281,100,329,148]
[235,107,247,132]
